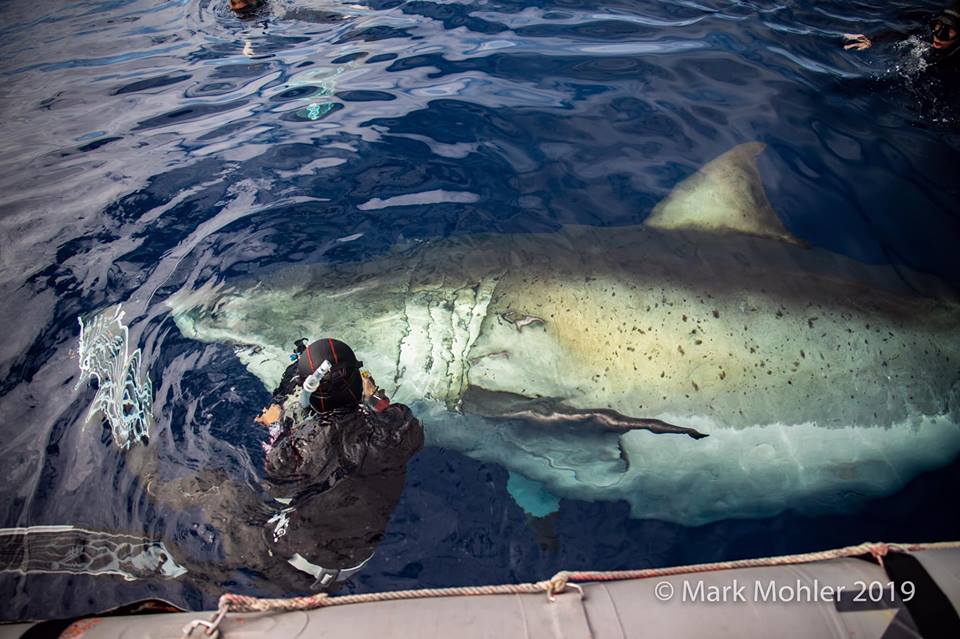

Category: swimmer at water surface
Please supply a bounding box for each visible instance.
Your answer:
[842,1,959,67]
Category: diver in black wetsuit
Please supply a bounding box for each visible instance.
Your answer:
[842,2,960,71]
[145,338,423,593]
[253,337,424,589]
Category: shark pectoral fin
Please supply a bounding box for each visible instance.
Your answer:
[645,141,801,245]
[461,387,708,439]
[551,408,709,439]
[608,415,710,439]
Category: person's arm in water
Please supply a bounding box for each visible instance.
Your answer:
[361,372,425,464]
[843,28,915,50]
[842,8,935,50]
[255,361,296,427]
[361,372,391,413]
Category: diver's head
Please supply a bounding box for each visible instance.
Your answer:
[229,0,263,15]
[931,8,959,50]
[297,338,363,413]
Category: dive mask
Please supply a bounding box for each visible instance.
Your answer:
[931,17,958,41]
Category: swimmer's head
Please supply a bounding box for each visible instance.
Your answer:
[229,0,263,15]
[297,338,364,413]
[931,8,959,50]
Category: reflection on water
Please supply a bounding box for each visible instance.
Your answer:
[0,526,185,581]
[0,0,959,622]
[77,306,153,449]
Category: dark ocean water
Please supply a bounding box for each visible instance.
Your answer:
[1,0,960,622]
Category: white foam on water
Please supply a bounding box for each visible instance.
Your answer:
[890,36,932,78]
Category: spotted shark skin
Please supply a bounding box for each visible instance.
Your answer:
[167,143,960,524]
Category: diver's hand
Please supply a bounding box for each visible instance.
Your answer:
[843,33,872,51]
[361,372,377,400]
[255,404,282,427]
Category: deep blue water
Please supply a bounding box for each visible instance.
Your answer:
[1,0,960,622]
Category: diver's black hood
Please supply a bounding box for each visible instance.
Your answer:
[931,2,960,62]
[297,338,363,412]
[939,1,960,26]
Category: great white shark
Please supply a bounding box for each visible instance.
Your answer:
[168,143,960,525]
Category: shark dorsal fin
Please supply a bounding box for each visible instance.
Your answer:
[645,142,799,244]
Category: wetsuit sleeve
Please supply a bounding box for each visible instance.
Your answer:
[263,416,344,494]
[367,403,424,468]
[865,28,913,45]
[864,11,930,45]
[263,412,302,480]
